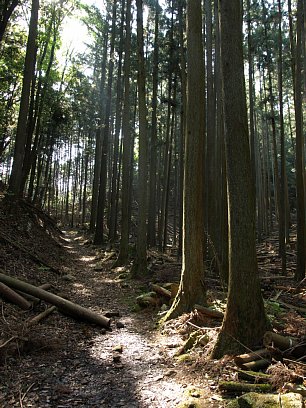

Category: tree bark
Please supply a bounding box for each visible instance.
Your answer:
[162,0,206,320]
[8,0,39,196]
[131,0,148,277]
[114,0,132,267]
[212,0,269,358]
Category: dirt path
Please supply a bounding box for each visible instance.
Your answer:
[1,230,222,407]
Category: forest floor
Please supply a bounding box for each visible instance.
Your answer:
[0,196,305,407]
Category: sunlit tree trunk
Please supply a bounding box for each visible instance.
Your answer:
[94,0,117,244]
[212,0,269,358]
[162,0,206,320]
[114,0,132,266]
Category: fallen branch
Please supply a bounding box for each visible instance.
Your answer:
[27,306,57,326]
[0,271,111,329]
[0,282,31,310]
[194,304,224,319]
[0,336,18,349]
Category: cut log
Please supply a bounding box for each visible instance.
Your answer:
[0,271,111,329]
[263,331,297,351]
[219,381,272,393]
[150,283,171,299]
[194,304,224,319]
[234,348,270,366]
[27,306,57,326]
[241,359,271,371]
[0,282,31,310]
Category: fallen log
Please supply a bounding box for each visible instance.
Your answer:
[194,304,224,319]
[27,306,57,326]
[16,283,53,304]
[219,381,272,393]
[235,369,271,383]
[0,282,31,310]
[263,331,297,351]
[241,359,271,371]
[234,348,270,366]
[150,283,171,299]
[0,271,111,329]
[277,300,306,314]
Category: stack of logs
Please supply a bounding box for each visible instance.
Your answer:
[219,331,306,395]
[0,271,111,333]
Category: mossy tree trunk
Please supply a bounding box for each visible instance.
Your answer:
[162,0,206,321]
[212,0,269,358]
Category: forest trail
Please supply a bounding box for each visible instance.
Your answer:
[1,229,222,408]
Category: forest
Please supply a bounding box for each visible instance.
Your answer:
[0,0,305,406]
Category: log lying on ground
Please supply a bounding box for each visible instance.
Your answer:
[194,304,224,319]
[240,359,271,371]
[235,369,271,383]
[277,300,306,314]
[0,272,111,329]
[150,283,171,299]
[0,282,32,310]
[219,381,273,393]
[263,331,306,359]
[16,283,53,305]
[263,331,297,351]
[234,348,270,366]
[27,306,57,326]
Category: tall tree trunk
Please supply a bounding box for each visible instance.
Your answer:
[8,0,39,196]
[162,0,206,320]
[294,0,306,281]
[131,0,148,277]
[94,0,117,245]
[148,1,160,248]
[108,0,125,242]
[114,0,132,266]
[90,26,109,232]
[212,0,269,358]
[277,0,287,274]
